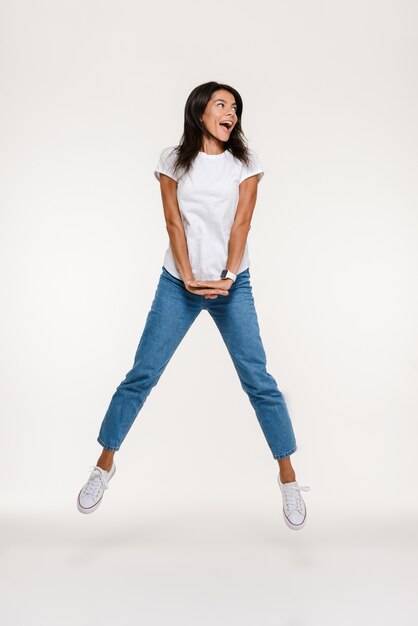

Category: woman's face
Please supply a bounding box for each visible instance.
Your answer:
[201,89,238,143]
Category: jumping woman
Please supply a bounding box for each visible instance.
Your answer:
[77,81,310,530]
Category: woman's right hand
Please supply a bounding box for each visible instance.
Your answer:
[184,279,229,299]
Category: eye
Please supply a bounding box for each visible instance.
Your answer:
[216,102,238,114]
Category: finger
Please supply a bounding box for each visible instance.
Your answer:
[198,289,228,296]
[196,281,218,288]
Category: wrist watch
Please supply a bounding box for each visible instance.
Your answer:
[220,268,237,282]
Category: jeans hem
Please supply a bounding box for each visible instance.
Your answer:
[97,436,120,452]
[272,446,297,460]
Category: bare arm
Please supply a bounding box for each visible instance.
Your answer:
[158,174,194,283]
[225,174,260,274]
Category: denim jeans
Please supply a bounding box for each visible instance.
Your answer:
[97,266,297,460]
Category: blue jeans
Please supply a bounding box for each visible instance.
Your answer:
[97,266,297,460]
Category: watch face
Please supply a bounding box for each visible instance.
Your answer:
[221,270,227,279]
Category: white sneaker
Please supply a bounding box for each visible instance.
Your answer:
[77,463,116,514]
[278,475,310,530]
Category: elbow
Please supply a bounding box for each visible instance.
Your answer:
[165,219,182,231]
[233,220,252,231]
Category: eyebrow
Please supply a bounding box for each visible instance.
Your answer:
[215,99,237,106]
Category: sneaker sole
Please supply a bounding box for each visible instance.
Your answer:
[77,464,116,514]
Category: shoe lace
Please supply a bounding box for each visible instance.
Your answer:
[282,483,310,513]
[84,466,110,497]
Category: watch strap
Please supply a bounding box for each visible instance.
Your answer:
[220,268,237,282]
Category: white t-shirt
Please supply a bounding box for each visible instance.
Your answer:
[154,146,264,280]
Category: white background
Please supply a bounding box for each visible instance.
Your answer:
[1,1,417,624]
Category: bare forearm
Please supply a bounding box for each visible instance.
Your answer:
[226,222,251,275]
[166,222,194,283]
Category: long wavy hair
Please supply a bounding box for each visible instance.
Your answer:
[169,81,252,180]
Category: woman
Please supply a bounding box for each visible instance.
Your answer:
[77,81,310,530]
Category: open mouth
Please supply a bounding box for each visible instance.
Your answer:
[219,121,233,133]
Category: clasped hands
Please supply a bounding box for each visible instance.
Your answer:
[185,278,234,299]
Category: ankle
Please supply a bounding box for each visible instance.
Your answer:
[96,460,113,472]
[280,472,296,484]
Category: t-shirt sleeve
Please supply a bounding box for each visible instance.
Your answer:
[154,146,179,182]
[239,149,265,184]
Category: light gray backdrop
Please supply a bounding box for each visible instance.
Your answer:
[1,1,417,625]
[1,0,417,527]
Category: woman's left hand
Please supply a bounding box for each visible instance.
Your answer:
[194,278,234,299]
